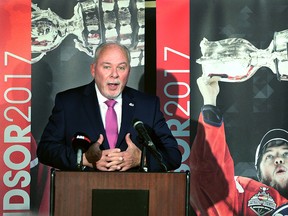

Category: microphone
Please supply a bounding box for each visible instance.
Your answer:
[132,119,162,161]
[72,132,91,170]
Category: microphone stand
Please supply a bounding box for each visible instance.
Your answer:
[142,140,168,172]
[76,148,86,171]
[76,149,83,171]
[148,144,167,172]
[139,146,148,172]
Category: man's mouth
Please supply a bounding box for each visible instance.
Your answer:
[108,83,119,87]
[275,166,287,175]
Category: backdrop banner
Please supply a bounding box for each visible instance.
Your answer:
[158,0,288,214]
[188,0,288,214]
[156,0,190,172]
[0,0,32,215]
[2,0,145,215]
[190,0,288,179]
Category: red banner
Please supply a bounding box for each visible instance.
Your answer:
[156,0,190,171]
[0,1,31,215]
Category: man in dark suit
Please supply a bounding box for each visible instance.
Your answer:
[37,42,182,172]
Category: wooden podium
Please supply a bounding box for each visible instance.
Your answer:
[50,169,190,216]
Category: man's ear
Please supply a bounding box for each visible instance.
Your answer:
[90,63,95,77]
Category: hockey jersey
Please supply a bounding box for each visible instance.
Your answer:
[189,106,287,216]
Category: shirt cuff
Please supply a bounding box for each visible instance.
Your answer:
[201,105,223,127]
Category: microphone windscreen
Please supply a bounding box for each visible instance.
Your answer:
[72,132,91,152]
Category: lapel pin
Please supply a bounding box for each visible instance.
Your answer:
[129,103,134,107]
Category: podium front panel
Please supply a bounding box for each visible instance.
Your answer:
[92,189,149,216]
[51,170,189,216]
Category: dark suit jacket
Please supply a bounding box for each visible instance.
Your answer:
[37,81,182,171]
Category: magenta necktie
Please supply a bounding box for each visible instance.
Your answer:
[105,99,118,149]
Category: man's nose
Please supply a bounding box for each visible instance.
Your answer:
[111,68,119,77]
[274,156,284,165]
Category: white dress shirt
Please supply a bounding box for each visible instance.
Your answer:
[95,84,122,133]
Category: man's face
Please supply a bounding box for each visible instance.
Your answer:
[260,145,288,193]
[90,44,130,99]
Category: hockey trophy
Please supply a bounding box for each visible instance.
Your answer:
[196,29,288,82]
[31,0,145,67]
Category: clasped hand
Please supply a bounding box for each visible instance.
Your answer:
[83,133,141,171]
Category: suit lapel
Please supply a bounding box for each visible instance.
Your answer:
[117,88,135,147]
[82,82,107,145]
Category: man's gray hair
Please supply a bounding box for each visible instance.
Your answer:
[93,42,131,63]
